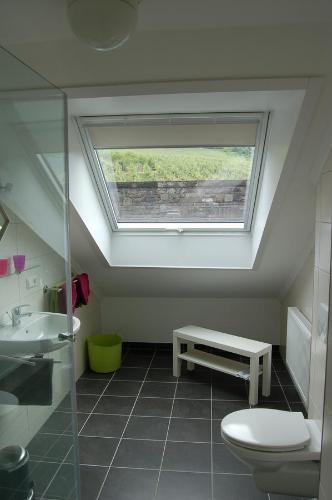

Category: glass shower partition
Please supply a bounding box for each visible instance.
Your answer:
[0,47,80,499]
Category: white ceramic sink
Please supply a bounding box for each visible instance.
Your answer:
[0,312,80,355]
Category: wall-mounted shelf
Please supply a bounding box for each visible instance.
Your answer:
[4,263,40,277]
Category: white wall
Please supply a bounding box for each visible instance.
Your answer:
[316,152,332,500]
[309,152,332,433]
[319,273,332,500]
[280,250,314,354]
[101,297,281,344]
[0,210,101,448]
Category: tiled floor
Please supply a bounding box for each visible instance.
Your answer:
[28,345,308,500]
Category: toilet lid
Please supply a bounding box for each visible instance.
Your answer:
[221,409,311,452]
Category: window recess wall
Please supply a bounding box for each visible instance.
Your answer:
[77,112,268,232]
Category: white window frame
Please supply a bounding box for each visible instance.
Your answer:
[76,112,269,233]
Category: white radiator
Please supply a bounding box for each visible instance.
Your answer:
[286,307,311,408]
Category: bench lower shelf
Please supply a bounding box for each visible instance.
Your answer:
[178,348,263,381]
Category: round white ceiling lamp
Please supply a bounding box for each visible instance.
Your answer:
[67,0,141,51]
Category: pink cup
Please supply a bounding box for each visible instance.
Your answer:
[0,258,9,277]
[13,255,25,273]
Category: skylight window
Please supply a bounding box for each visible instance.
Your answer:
[78,113,268,232]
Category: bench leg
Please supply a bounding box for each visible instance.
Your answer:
[262,349,272,397]
[187,341,195,371]
[173,336,182,377]
[249,356,259,406]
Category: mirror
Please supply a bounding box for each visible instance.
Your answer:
[0,204,9,241]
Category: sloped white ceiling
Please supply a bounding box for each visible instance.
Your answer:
[68,78,330,298]
[0,1,331,88]
[1,0,331,298]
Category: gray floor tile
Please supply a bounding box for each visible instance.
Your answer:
[283,385,302,402]
[151,356,173,368]
[76,379,108,395]
[162,441,211,472]
[156,471,211,500]
[46,435,73,462]
[147,369,176,382]
[113,439,164,469]
[213,443,250,474]
[259,385,287,403]
[176,382,211,399]
[30,461,60,496]
[77,413,90,432]
[254,402,290,411]
[133,397,173,417]
[99,467,158,500]
[122,355,153,368]
[28,433,59,460]
[81,414,128,437]
[141,381,176,398]
[124,416,169,440]
[104,380,142,397]
[40,411,73,434]
[212,419,224,443]
[167,417,211,442]
[76,395,99,413]
[44,463,77,500]
[272,359,287,371]
[178,367,211,384]
[212,400,249,419]
[276,371,294,385]
[213,473,267,499]
[212,371,245,385]
[80,465,108,500]
[94,395,136,415]
[172,399,211,419]
[113,367,147,381]
[212,382,248,400]
[79,436,119,465]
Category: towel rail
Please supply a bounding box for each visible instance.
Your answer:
[43,279,79,294]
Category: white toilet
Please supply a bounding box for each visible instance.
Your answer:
[221,408,321,498]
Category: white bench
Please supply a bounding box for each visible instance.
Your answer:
[173,325,272,406]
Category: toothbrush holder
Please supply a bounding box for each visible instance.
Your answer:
[13,255,26,274]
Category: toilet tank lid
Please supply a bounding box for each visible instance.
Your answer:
[221,409,311,452]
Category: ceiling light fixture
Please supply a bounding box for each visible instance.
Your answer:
[67,0,141,51]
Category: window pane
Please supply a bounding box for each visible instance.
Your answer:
[97,147,255,224]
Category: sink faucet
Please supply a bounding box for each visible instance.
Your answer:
[11,304,32,327]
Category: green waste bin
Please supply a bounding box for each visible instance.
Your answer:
[87,334,122,373]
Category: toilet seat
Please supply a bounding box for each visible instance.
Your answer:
[221,409,311,452]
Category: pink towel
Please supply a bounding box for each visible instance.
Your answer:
[76,273,90,306]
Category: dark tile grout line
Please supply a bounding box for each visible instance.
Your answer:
[273,368,292,412]
[78,349,130,435]
[30,408,80,499]
[41,347,301,500]
[29,349,267,499]
[79,463,252,477]
[39,440,75,500]
[95,351,158,500]
[154,367,179,497]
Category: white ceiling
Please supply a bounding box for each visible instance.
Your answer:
[0,0,332,88]
[2,1,332,299]
[0,0,331,45]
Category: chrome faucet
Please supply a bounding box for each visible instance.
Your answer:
[11,304,32,327]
